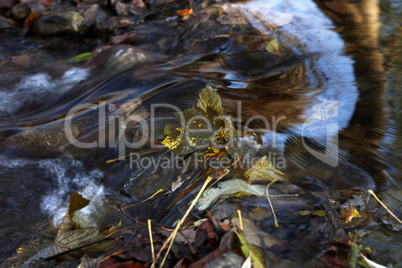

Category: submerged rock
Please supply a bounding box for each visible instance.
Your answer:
[88,45,168,77]
[0,15,17,29]
[80,4,108,31]
[11,3,30,21]
[33,11,83,35]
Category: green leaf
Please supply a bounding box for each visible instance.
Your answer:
[243,156,287,183]
[350,244,362,268]
[68,52,94,63]
[265,38,279,54]
[235,230,266,268]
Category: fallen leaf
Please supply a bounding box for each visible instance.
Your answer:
[68,52,94,63]
[48,192,121,259]
[243,156,287,183]
[177,8,193,20]
[339,206,361,224]
[265,38,280,55]
[298,210,311,216]
[24,11,36,30]
[311,210,327,217]
[196,179,266,211]
[235,230,266,268]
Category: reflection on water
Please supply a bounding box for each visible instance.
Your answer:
[0,0,401,264]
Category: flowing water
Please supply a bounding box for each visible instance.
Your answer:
[0,0,401,265]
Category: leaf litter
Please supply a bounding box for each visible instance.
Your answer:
[18,82,401,267]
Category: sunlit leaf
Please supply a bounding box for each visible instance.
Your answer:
[197,84,223,115]
[265,38,279,54]
[243,156,287,183]
[68,52,94,63]
[339,206,361,224]
[177,8,193,20]
[299,210,311,216]
[162,85,230,155]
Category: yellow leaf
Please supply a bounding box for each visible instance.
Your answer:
[244,156,287,183]
[177,8,193,20]
[311,210,327,217]
[339,206,361,224]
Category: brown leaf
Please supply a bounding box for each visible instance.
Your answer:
[24,11,36,30]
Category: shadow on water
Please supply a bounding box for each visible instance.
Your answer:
[0,0,401,265]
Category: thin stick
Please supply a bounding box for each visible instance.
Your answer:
[125,189,163,208]
[149,220,156,268]
[383,171,400,189]
[237,210,243,230]
[368,190,402,225]
[266,179,279,227]
[117,204,147,227]
[154,176,213,266]
[160,220,182,268]
[44,237,114,261]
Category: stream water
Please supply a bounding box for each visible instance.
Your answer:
[0,0,401,266]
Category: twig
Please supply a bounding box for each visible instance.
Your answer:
[368,190,402,225]
[43,237,114,261]
[266,179,279,227]
[237,210,243,230]
[154,176,213,266]
[117,204,148,227]
[149,220,156,268]
[160,220,182,268]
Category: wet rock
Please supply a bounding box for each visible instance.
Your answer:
[33,11,83,35]
[88,45,168,77]
[11,3,30,21]
[0,14,17,29]
[115,1,147,17]
[94,16,142,36]
[94,15,119,35]
[80,4,107,30]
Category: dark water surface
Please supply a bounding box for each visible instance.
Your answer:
[0,0,401,266]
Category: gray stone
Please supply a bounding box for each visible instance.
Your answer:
[33,11,83,35]
[11,3,30,21]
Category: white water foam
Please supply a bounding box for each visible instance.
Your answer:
[38,158,106,227]
[0,68,89,116]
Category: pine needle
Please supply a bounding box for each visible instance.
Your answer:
[160,220,181,268]
[266,179,279,227]
[148,220,155,268]
[155,176,213,266]
[237,210,243,230]
[125,189,163,208]
[368,190,402,225]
